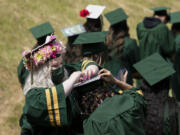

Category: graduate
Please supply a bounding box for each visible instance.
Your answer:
[133,53,179,135]
[73,32,146,135]
[61,24,86,64]
[81,69,145,135]
[80,4,106,32]
[104,8,140,85]
[171,11,180,101]
[73,31,108,65]
[19,24,100,135]
[136,7,175,61]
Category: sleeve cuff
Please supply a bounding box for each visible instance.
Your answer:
[81,60,98,72]
[46,84,68,126]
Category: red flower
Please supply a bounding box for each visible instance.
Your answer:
[80,9,90,17]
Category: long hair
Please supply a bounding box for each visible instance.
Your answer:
[63,36,82,64]
[83,16,103,32]
[23,61,54,95]
[78,85,114,117]
[106,20,129,58]
[83,50,108,66]
[140,78,178,135]
[23,59,68,95]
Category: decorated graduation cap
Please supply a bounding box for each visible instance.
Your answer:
[80,4,106,19]
[105,8,128,26]
[61,24,86,37]
[22,35,63,84]
[151,6,170,16]
[29,22,54,45]
[170,11,180,24]
[133,53,175,86]
[73,31,108,56]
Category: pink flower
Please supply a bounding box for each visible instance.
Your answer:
[50,35,56,40]
[21,38,64,70]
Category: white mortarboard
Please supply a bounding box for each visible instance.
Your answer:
[61,24,86,37]
[86,4,106,19]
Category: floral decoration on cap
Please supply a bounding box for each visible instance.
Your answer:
[80,9,90,17]
[22,35,64,70]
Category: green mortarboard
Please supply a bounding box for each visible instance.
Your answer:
[104,8,128,26]
[133,53,175,86]
[74,76,102,95]
[151,6,170,12]
[29,22,54,40]
[73,31,108,44]
[151,7,170,16]
[170,11,180,24]
[73,31,108,56]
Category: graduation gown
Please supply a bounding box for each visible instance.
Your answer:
[17,59,30,86]
[104,37,139,85]
[83,88,146,135]
[137,19,175,60]
[172,35,180,101]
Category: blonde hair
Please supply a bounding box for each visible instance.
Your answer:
[23,59,68,95]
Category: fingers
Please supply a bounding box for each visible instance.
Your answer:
[82,68,94,80]
[98,68,109,75]
[99,72,109,78]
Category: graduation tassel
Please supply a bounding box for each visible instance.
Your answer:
[30,52,34,85]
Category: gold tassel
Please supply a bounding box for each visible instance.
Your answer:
[30,52,33,85]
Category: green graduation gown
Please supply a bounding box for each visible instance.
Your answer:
[17,59,30,86]
[172,34,180,101]
[19,59,98,135]
[137,22,175,60]
[83,88,146,135]
[104,37,139,85]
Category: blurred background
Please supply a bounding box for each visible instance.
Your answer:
[0,0,179,134]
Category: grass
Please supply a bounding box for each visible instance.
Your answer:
[0,0,179,134]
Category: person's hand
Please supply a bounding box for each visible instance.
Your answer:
[82,65,99,81]
[69,71,84,84]
[98,68,115,83]
[50,56,63,70]
[63,71,84,97]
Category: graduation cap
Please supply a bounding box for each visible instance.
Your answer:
[151,6,170,16]
[133,53,175,86]
[61,24,86,37]
[74,76,102,95]
[80,4,106,19]
[105,8,128,26]
[170,11,180,24]
[29,22,54,45]
[73,31,108,56]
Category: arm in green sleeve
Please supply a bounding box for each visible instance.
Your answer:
[24,84,69,127]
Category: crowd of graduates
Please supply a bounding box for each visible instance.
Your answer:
[17,4,180,135]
